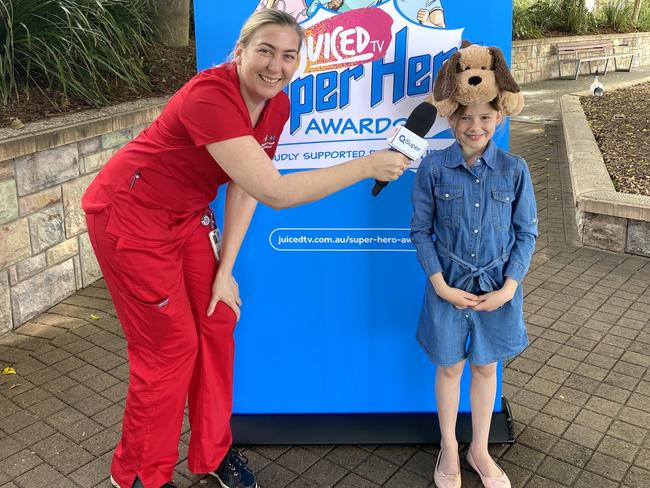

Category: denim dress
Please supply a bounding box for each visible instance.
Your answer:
[410,140,538,366]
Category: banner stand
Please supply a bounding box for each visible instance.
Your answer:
[232,397,514,445]
[196,0,519,450]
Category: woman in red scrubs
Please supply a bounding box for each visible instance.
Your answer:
[82,8,408,488]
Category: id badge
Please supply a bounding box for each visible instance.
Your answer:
[208,228,222,262]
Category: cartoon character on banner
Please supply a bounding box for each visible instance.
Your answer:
[396,0,445,27]
[256,0,308,22]
[306,0,388,16]
[292,1,445,28]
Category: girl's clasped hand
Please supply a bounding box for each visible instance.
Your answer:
[433,282,516,312]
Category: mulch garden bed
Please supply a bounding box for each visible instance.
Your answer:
[580,81,650,197]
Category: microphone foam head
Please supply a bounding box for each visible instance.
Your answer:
[405,102,438,137]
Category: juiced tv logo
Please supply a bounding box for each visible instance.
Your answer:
[304,8,393,72]
[273,2,463,169]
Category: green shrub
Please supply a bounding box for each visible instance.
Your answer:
[0,0,154,106]
[513,1,543,39]
[527,0,563,32]
[555,0,598,35]
[598,0,634,31]
[512,0,600,39]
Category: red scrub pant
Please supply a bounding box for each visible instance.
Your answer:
[86,206,236,488]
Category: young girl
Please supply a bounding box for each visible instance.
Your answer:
[410,98,538,488]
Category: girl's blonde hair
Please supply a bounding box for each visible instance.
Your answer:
[237,8,305,50]
[448,99,501,120]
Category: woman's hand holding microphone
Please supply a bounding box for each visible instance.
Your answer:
[368,149,411,182]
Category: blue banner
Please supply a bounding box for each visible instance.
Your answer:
[195,0,513,415]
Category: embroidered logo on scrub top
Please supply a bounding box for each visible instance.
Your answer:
[261,134,276,150]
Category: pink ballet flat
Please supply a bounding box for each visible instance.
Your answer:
[466,449,511,488]
[433,450,461,488]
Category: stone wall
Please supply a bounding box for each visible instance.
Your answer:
[577,211,650,256]
[0,99,166,334]
[561,89,650,257]
[512,31,650,84]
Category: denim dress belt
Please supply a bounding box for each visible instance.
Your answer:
[435,241,509,293]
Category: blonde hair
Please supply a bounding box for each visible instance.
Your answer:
[237,8,304,51]
[449,99,501,120]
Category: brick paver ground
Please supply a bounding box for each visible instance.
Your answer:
[2,91,649,487]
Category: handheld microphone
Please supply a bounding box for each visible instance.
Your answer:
[372,102,437,196]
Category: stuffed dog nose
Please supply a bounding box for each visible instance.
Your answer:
[468,76,482,86]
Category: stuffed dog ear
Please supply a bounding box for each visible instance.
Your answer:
[434,99,459,118]
[433,51,460,102]
[498,91,525,116]
[489,47,520,93]
[460,39,473,49]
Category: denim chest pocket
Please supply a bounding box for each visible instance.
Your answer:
[491,188,516,230]
[434,185,463,228]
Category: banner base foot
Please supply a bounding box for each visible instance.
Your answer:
[232,396,514,445]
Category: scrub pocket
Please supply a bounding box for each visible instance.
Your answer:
[113,237,189,352]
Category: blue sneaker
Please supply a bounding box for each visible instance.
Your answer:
[210,449,258,488]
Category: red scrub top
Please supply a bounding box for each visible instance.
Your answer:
[82,62,289,241]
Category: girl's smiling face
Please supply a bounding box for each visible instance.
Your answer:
[449,102,502,163]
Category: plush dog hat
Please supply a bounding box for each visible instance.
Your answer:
[430,41,524,117]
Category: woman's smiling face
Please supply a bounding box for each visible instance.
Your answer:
[235,24,301,107]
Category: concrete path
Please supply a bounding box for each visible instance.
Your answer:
[1,70,649,488]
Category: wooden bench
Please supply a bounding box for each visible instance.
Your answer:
[556,40,635,80]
